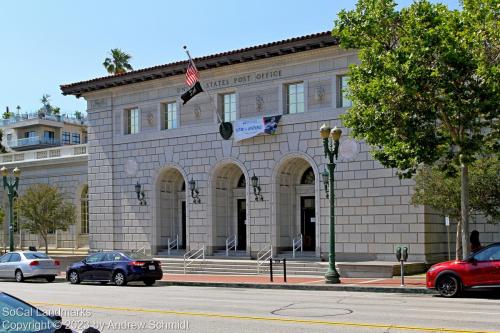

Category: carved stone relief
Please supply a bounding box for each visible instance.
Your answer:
[256,95,264,113]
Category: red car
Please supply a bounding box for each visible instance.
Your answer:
[426,242,500,297]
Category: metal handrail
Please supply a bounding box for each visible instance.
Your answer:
[292,234,303,258]
[134,246,146,255]
[225,234,237,256]
[183,246,206,274]
[257,244,272,274]
[167,234,179,256]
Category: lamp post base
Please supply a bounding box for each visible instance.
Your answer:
[325,269,341,284]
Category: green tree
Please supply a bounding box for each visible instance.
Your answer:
[411,157,500,259]
[51,107,61,115]
[333,0,499,259]
[15,184,75,254]
[2,112,12,119]
[103,48,133,75]
[38,94,63,116]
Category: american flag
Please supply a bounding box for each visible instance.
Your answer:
[185,60,200,87]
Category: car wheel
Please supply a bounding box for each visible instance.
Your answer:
[68,271,81,284]
[46,276,56,283]
[113,271,127,286]
[15,269,24,282]
[143,278,155,286]
[437,274,462,298]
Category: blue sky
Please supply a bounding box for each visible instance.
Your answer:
[0,0,460,116]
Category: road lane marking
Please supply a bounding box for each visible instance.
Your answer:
[31,301,500,333]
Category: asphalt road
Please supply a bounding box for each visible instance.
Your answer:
[1,280,500,333]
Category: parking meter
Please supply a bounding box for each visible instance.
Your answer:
[402,247,408,262]
[396,246,409,287]
[396,247,402,261]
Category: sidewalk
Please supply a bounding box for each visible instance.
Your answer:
[157,273,433,294]
[56,272,432,294]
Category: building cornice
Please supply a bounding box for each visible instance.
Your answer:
[60,32,338,97]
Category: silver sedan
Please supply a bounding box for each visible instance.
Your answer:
[0,251,60,282]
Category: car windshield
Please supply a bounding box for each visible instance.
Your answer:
[23,252,50,260]
[122,251,151,260]
[0,293,57,333]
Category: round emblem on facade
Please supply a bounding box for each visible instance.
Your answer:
[339,139,359,162]
[124,158,139,177]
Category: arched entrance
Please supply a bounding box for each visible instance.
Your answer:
[274,157,318,255]
[211,163,248,254]
[156,168,187,252]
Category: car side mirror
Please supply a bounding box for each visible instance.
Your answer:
[48,315,62,323]
[468,257,477,265]
[82,259,87,264]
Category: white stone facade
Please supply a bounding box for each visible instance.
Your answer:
[0,145,88,249]
[64,37,498,263]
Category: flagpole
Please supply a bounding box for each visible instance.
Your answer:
[183,46,223,124]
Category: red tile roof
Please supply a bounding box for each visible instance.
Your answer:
[60,31,338,97]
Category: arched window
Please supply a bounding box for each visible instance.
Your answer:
[300,167,315,185]
[80,185,89,235]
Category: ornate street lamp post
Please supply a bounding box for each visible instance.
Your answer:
[319,124,341,284]
[1,166,21,252]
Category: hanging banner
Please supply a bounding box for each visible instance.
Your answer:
[263,115,281,135]
[234,115,281,142]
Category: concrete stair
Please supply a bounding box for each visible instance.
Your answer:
[156,249,186,257]
[155,257,328,276]
[15,247,90,256]
[277,251,319,260]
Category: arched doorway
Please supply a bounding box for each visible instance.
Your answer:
[156,168,187,252]
[274,157,317,254]
[211,163,247,254]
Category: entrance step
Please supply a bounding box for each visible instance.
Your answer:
[154,257,328,276]
[17,247,89,256]
[156,249,186,257]
[154,257,427,278]
[278,251,318,260]
[212,250,250,259]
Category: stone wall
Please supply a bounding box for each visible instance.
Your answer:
[0,159,87,250]
[81,46,499,263]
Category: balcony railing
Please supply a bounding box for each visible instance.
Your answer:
[8,136,61,148]
[0,144,87,164]
[0,112,87,127]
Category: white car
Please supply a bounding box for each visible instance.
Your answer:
[0,251,60,282]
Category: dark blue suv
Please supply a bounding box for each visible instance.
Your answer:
[67,251,163,286]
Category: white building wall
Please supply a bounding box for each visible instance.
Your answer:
[80,46,499,263]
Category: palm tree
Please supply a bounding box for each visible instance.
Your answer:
[103,48,133,75]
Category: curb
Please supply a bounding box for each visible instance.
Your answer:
[156,280,436,295]
[53,276,434,294]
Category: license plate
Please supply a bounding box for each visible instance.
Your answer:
[149,265,155,270]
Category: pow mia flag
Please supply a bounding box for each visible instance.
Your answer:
[181,81,204,105]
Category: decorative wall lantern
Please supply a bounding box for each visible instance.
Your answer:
[134,181,146,206]
[251,173,263,201]
[188,178,201,204]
